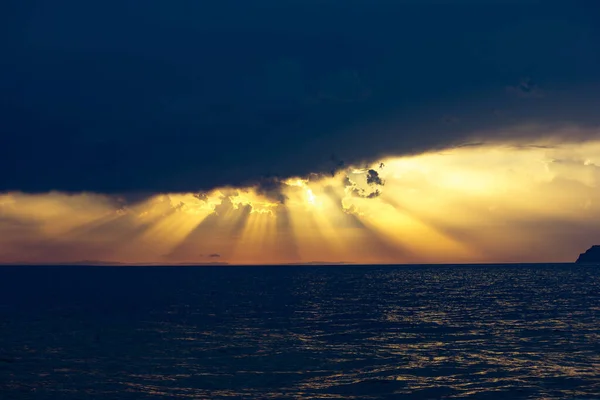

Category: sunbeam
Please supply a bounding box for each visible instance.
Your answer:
[3,139,600,264]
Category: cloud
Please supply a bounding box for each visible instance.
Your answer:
[6,140,600,264]
[348,186,381,199]
[1,2,599,195]
[344,169,384,199]
[253,177,288,204]
[366,169,384,186]
[506,77,545,99]
[194,192,209,202]
[315,70,371,103]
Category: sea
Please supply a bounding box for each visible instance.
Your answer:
[0,264,599,399]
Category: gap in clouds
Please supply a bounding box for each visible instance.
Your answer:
[2,127,600,265]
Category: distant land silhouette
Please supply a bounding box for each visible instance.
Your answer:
[4,260,124,266]
[576,246,600,264]
[286,261,356,266]
[64,260,124,266]
[1,260,229,266]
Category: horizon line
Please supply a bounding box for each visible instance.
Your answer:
[0,261,586,267]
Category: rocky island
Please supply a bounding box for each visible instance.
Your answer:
[576,246,600,264]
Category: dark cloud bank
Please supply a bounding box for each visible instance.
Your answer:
[1,1,599,195]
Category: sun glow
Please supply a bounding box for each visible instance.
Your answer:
[306,188,317,205]
[3,136,600,265]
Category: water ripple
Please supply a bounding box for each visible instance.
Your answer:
[1,264,599,399]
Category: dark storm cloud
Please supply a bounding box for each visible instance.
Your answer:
[506,77,545,99]
[349,187,382,199]
[344,171,383,199]
[366,170,384,186]
[1,1,599,194]
[254,177,288,204]
[193,192,209,202]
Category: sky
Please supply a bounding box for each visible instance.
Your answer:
[1,1,600,264]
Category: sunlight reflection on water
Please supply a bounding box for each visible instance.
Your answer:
[1,265,599,399]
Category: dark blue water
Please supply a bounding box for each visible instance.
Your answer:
[1,265,599,399]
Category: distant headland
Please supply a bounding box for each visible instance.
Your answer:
[576,246,600,264]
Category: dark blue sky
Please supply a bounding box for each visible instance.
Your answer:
[2,0,599,195]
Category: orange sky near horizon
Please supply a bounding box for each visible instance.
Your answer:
[2,136,600,265]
